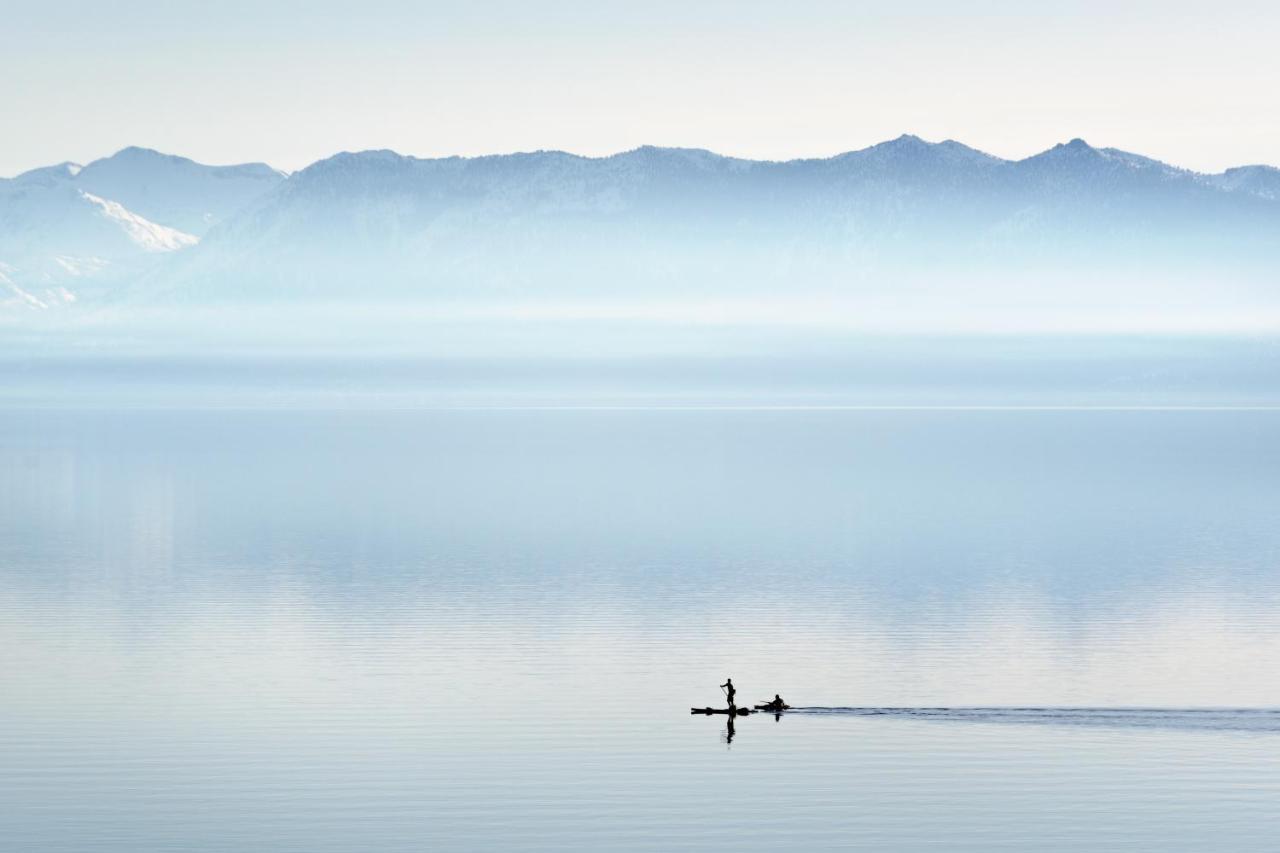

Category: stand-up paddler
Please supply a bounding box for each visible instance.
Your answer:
[720,678,736,709]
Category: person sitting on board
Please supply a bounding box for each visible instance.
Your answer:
[770,694,786,709]
[721,678,736,707]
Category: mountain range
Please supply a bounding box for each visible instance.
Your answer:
[2,137,1278,321]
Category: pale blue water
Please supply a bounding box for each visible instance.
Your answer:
[2,407,1279,850]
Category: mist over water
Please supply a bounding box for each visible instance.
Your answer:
[3,401,1279,851]
[7,331,1280,410]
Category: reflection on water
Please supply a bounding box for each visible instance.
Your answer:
[2,408,1279,851]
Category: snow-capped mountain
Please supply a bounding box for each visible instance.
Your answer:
[75,147,285,236]
[3,137,1278,324]
[0,149,282,309]
[146,135,1279,308]
[0,162,197,309]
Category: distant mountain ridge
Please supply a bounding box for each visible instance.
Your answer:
[3,137,1278,319]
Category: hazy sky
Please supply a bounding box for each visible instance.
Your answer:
[3,0,1277,176]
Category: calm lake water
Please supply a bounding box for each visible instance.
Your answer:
[3,406,1279,850]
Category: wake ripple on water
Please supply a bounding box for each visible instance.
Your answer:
[789,707,1280,732]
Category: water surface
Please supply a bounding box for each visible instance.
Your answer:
[2,407,1279,850]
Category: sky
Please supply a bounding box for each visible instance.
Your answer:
[2,0,1278,177]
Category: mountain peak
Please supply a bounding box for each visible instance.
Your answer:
[93,146,199,171]
[1048,138,1099,157]
[1021,137,1104,166]
[612,145,728,166]
[871,134,928,152]
[317,149,413,166]
[113,145,170,159]
[81,147,285,182]
[834,134,1000,168]
[629,144,716,154]
[295,149,415,179]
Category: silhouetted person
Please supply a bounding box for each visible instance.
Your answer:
[771,694,786,709]
[721,678,736,707]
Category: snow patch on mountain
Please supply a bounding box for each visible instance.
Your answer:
[79,191,198,252]
[0,261,77,310]
[52,255,111,277]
